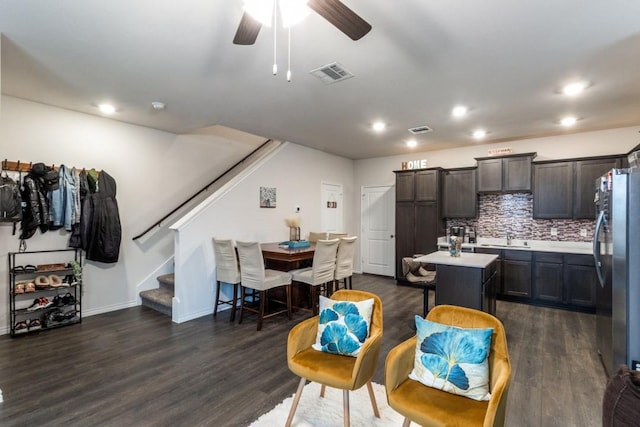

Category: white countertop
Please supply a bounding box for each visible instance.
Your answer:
[414,251,499,268]
[436,237,593,255]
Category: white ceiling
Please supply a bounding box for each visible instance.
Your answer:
[1,0,639,159]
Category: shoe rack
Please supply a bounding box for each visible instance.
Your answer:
[8,249,82,337]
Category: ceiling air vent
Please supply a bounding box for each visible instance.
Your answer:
[408,125,433,135]
[310,62,354,85]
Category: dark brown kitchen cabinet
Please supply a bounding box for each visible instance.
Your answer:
[415,170,439,201]
[564,254,597,308]
[574,157,620,219]
[475,247,502,295]
[395,171,414,202]
[476,152,536,193]
[534,155,624,219]
[533,161,574,219]
[394,169,445,280]
[533,252,564,303]
[502,250,532,298]
[443,168,477,218]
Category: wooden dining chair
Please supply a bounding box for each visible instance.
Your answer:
[289,239,340,315]
[212,238,241,321]
[236,241,292,331]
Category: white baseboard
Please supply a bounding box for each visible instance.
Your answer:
[83,300,139,317]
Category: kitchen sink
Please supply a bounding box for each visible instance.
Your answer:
[479,243,528,248]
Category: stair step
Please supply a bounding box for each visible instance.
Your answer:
[157,273,174,291]
[140,288,173,317]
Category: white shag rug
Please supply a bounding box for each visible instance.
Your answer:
[249,381,404,427]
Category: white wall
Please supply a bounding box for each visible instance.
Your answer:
[353,126,640,272]
[0,96,267,333]
[169,142,356,322]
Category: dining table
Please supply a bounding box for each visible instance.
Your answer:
[260,242,316,271]
[261,242,316,311]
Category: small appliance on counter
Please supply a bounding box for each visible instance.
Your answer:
[449,226,465,238]
[468,227,477,244]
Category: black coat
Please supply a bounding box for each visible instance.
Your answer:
[81,171,122,263]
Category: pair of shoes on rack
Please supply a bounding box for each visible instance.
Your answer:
[47,309,78,323]
[12,265,37,274]
[27,318,41,331]
[27,297,52,311]
[15,321,28,333]
[53,293,76,307]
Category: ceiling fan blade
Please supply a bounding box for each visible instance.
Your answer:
[307,0,371,41]
[233,12,262,45]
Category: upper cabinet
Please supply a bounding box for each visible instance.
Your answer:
[443,168,477,218]
[415,170,439,201]
[476,153,536,193]
[533,155,625,219]
[395,171,415,202]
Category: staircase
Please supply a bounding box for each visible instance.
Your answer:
[140,274,174,317]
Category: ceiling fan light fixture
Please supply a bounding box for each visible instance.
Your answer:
[243,0,275,27]
[280,0,310,27]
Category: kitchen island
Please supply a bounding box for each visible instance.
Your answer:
[414,251,499,315]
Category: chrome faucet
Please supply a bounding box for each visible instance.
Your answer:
[506,232,512,246]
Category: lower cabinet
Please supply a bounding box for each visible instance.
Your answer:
[564,254,597,308]
[479,248,597,312]
[533,252,563,303]
[502,250,532,298]
[531,252,596,311]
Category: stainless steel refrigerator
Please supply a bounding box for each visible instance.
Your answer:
[594,168,640,377]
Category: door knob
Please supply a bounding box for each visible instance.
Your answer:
[390,234,394,238]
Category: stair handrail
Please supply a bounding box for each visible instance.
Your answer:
[132,139,272,241]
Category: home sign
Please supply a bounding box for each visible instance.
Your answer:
[401,159,427,170]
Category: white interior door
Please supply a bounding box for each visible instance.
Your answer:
[361,185,395,276]
[321,182,343,233]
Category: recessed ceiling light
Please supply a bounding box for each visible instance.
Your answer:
[472,129,487,140]
[406,139,417,148]
[98,103,116,114]
[560,116,577,127]
[372,121,386,132]
[562,82,588,96]
[452,106,468,118]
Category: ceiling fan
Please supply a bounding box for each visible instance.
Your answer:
[233,0,372,45]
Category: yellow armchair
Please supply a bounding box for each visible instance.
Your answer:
[385,305,511,427]
[286,289,383,427]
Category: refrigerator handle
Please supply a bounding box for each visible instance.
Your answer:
[593,210,606,287]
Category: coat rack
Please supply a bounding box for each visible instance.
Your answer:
[1,159,100,174]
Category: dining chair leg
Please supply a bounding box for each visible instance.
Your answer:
[402,417,411,427]
[366,381,381,418]
[320,384,326,397]
[343,389,350,427]
[285,377,307,427]
[286,284,292,320]
[311,286,318,315]
[257,290,266,331]
[348,276,353,289]
[213,280,222,318]
[238,286,246,324]
[229,283,238,322]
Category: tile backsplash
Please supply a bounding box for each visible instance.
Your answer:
[447,194,595,242]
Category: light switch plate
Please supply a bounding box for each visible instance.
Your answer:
[580,229,587,237]
[550,227,558,236]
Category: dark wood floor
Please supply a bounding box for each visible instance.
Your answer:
[0,274,607,426]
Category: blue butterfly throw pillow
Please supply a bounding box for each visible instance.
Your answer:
[312,295,374,357]
[409,315,494,401]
